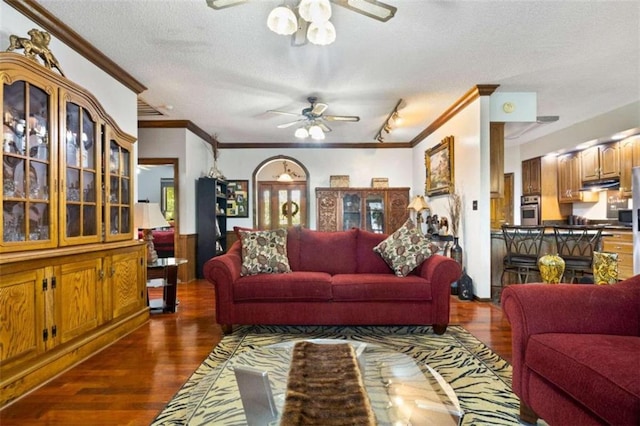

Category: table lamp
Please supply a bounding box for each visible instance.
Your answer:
[407,195,429,229]
[135,202,169,263]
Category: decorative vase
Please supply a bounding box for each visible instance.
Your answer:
[451,236,463,267]
[538,254,565,284]
[593,251,618,285]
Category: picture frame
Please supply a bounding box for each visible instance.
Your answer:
[425,135,455,196]
[226,180,249,218]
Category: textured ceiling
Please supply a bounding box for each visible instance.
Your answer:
[37,0,640,146]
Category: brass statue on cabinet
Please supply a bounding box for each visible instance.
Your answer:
[7,29,65,76]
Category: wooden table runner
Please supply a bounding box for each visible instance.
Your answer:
[280,341,376,426]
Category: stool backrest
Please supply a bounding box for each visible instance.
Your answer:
[552,226,604,262]
[501,225,545,262]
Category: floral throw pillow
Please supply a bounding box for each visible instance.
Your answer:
[239,228,291,276]
[373,218,434,277]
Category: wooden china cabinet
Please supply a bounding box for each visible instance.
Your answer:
[0,53,147,407]
[316,187,410,234]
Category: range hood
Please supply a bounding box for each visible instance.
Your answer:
[580,178,620,192]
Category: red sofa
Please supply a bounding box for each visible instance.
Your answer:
[501,276,640,425]
[203,227,461,334]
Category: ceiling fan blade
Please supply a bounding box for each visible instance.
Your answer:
[331,0,397,22]
[267,110,301,117]
[277,119,306,129]
[317,122,332,132]
[206,0,248,10]
[323,115,360,122]
[311,102,328,115]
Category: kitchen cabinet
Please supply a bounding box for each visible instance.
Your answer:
[581,142,620,182]
[601,230,633,280]
[557,152,598,203]
[0,53,146,407]
[619,136,639,196]
[490,122,504,198]
[316,187,409,234]
[196,177,227,278]
[522,157,541,195]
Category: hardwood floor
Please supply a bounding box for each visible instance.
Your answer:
[0,280,512,425]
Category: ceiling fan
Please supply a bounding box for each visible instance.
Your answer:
[206,0,396,21]
[267,97,360,139]
[206,0,397,46]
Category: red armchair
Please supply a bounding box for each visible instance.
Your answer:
[501,276,640,425]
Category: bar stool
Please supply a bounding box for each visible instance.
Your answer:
[552,226,604,283]
[501,225,545,285]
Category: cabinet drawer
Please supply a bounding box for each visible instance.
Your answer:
[603,231,632,244]
[602,239,633,255]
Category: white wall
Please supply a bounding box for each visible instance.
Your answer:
[412,97,493,299]
[138,127,212,234]
[138,166,173,203]
[216,148,413,230]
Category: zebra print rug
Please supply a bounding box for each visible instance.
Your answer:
[152,325,523,425]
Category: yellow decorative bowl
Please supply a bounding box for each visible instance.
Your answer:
[538,254,565,284]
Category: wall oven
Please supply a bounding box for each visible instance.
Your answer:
[520,195,541,226]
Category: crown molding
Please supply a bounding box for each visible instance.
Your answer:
[5,0,146,94]
[410,84,500,146]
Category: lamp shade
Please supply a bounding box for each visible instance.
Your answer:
[135,202,169,229]
[307,20,336,45]
[298,0,332,23]
[267,6,298,35]
[308,124,324,139]
[294,127,309,138]
[407,195,429,212]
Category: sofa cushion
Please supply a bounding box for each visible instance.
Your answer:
[356,229,393,274]
[239,228,291,276]
[297,228,358,274]
[332,274,432,301]
[526,333,640,425]
[373,219,434,277]
[233,271,333,302]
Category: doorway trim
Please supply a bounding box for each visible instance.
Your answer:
[138,157,180,253]
[252,155,310,229]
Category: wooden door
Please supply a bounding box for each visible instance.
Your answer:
[257,182,307,230]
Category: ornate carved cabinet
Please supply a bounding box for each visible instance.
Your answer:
[316,187,409,234]
[0,53,147,407]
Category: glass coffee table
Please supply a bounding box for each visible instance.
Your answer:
[187,339,463,425]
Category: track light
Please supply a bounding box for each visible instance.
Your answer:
[375,98,403,143]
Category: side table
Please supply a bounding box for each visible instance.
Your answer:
[147,257,188,313]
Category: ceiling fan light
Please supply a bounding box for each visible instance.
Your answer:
[267,6,298,35]
[307,21,336,45]
[309,124,325,139]
[298,0,332,23]
[294,127,309,138]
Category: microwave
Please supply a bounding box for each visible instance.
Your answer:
[618,209,632,227]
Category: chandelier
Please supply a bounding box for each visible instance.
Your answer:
[206,0,397,46]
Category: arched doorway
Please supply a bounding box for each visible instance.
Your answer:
[253,156,309,229]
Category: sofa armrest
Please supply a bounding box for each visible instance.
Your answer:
[203,241,243,325]
[414,254,462,327]
[501,278,640,397]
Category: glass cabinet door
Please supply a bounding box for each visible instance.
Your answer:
[342,192,361,230]
[60,100,100,245]
[104,136,132,241]
[365,192,385,233]
[2,78,55,249]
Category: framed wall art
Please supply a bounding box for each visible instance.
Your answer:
[226,180,249,218]
[425,135,454,196]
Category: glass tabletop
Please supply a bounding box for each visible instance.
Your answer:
[187,339,463,426]
[147,257,187,268]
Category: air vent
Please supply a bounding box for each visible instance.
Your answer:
[137,98,165,117]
